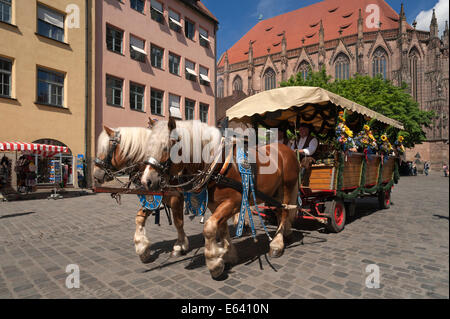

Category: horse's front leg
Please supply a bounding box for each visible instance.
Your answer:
[270,186,297,258]
[168,195,189,257]
[218,216,238,265]
[204,200,235,278]
[134,208,152,263]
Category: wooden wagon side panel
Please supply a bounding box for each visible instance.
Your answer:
[364,155,381,187]
[309,165,335,190]
[342,154,363,189]
[381,157,395,183]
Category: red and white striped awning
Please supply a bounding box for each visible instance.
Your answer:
[0,142,69,157]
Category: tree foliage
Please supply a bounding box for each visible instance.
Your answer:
[280,67,434,147]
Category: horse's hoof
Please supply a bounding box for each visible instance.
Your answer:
[269,247,284,258]
[139,248,153,264]
[170,249,185,258]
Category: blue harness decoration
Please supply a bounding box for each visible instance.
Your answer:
[183,188,208,222]
[235,146,272,241]
[138,194,163,210]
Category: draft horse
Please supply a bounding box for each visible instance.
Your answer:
[141,118,299,278]
[93,124,190,263]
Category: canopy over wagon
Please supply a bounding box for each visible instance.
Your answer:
[226,86,404,233]
[226,86,404,132]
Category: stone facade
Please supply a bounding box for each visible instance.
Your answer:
[217,1,449,169]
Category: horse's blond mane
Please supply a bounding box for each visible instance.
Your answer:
[97,127,153,163]
[147,120,222,163]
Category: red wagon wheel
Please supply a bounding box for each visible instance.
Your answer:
[324,199,346,233]
[378,188,391,209]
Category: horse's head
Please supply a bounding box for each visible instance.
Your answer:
[93,126,127,184]
[141,117,178,190]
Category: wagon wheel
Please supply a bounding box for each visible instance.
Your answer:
[378,188,391,209]
[324,200,346,233]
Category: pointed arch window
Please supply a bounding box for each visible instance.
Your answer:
[264,68,276,91]
[232,76,243,92]
[409,48,419,101]
[372,47,387,79]
[217,79,224,98]
[334,53,350,80]
[297,61,310,81]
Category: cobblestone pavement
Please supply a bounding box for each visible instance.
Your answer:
[0,174,448,299]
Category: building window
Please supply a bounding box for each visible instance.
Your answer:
[334,53,350,81]
[200,103,209,123]
[185,98,195,120]
[169,9,182,32]
[409,48,419,101]
[106,75,123,107]
[151,45,164,69]
[150,0,164,24]
[130,35,146,63]
[232,76,242,92]
[199,27,210,47]
[0,58,11,98]
[372,47,387,79]
[264,68,276,91]
[199,66,210,86]
[150,88,163,115]
[106,25,123,54]
[37,5,65,42]
[297,61,310,81]
[130,82,145,111]
[217,79,224,98]
[185,19,195,40]
[130,0,144,13]
[185,60,197,81]
[0,0,11,24]
[169,52,180,75]
[169,94,181,119]
[37,68,64,107]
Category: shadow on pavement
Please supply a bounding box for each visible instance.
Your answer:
[0,211,36,219]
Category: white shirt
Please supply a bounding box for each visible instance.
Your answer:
[289,136,318,156]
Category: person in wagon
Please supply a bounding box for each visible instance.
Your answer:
[289,123,318,187]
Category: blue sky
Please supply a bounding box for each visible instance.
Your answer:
[202,0,449,60]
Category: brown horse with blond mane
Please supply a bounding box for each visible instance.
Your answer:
[93,122,189,263]
[141,117,299,278]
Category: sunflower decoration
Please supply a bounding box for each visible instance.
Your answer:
[379,133,394,156]
[394,134,406,155]
[336,110,356,151]
[355,119,378,153]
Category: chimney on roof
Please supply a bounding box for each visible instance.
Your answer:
[248,40,254,64]
[430,9,438,38]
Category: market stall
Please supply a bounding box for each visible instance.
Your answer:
[0,142,69,199]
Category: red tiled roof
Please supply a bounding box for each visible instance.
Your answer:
[218,0,411,67]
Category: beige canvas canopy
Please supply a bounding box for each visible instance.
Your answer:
[226,86,404,131]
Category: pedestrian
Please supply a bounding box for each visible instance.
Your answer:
[424,162,430,176]
[444,164,449,177]
[412,163,417,176]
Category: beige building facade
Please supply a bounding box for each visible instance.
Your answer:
[0,0,92,188]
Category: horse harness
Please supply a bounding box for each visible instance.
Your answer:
[145,136,287,210]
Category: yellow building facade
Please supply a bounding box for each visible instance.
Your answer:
[0,0,93,188]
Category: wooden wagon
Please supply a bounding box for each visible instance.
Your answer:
[225,86,404,233]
